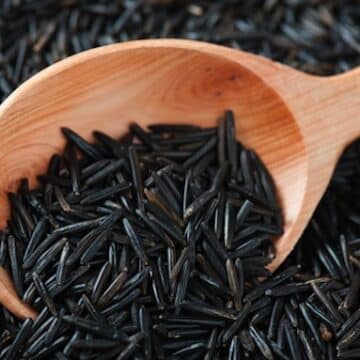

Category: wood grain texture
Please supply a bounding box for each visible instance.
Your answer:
[0,40,358,318]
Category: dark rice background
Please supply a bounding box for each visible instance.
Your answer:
[1,1,360,359]
[1,0,360,103]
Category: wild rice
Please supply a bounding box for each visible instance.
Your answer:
[1,1,360,358]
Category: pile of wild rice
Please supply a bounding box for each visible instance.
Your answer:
[0,111,284,358]
[0,1,360,359]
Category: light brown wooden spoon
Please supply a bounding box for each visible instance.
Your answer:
[0,39,359,319]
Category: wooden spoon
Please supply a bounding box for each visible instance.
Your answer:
[0,39,359,319]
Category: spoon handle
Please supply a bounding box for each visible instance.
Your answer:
[237,52,360,162]
[316,68,360,152]
[293,68,360,162]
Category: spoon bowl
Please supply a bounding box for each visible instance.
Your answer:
[0,40,358,319]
